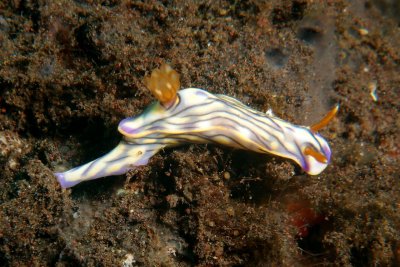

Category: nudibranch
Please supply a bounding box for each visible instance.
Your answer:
[55,64,338,188]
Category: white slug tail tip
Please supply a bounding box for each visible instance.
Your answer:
[55,172,80,189]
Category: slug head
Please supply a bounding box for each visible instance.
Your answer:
[294,105,338,175]
[296,131,332,175]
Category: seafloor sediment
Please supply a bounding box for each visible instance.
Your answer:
[0,0,399,265]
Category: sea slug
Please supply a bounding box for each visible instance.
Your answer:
[55,64,338,188]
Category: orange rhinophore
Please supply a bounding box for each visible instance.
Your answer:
[144,64,180,108]
[304,146,328,164]
[310,104,339,133]
[303,104,339,164]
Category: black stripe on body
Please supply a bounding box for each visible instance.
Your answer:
[143,110,299,157]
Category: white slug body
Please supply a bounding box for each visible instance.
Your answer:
[55,88,333,188]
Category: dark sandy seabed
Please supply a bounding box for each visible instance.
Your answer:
[0,0,399,266]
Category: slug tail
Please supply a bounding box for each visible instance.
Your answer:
[54,141,164,188]
[55,172,80,188]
